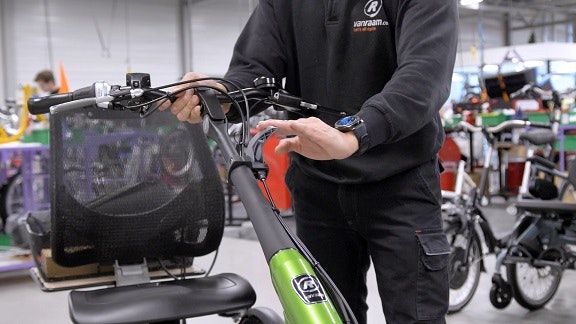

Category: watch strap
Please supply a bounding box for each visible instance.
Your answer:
[351,120,370,155]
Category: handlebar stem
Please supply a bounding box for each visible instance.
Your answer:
[198,89,297,261]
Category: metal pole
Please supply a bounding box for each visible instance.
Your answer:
[0,0,6,100]
[177,0,190,75]
[1,0,16,100]
[43,0,54,72]
[503,12,511,46]
[566,17,573,43]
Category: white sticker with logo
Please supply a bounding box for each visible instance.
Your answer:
[364,0,382,17]
[354,0,388,33]
[291,274,328,305]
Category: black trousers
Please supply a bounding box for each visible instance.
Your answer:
[285,159,449,324]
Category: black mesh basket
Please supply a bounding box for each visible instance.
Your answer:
[49,106,225,268]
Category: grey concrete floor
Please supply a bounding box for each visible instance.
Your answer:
[1,199,576,323]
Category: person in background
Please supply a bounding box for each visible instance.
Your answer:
[34,70,60,95]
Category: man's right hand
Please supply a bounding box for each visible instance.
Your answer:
[159,72,228,124]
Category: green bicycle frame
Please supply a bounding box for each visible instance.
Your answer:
[198,90,345,323]
[270,249,342,324]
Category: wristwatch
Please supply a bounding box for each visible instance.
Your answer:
[334,115,371,155]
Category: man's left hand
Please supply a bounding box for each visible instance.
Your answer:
[256,117,359,160]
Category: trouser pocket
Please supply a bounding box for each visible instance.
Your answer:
[415,229,450,321]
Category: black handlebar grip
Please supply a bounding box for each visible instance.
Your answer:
[28,93,74,115]
[27,85,96,115]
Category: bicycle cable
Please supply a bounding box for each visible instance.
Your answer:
[131,80,252,155]
[258,177,358,324]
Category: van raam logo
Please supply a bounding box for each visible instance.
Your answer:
[364,0,382,17]
[291,274,328,305]
[354,0,387,33]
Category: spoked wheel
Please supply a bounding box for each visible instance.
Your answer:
[447,230,482,313]
[507,249,563,310]
[0,172,24,227]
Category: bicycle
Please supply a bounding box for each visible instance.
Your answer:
[488,100,576,311]
[28,72,357,324]
[488,155,576,310]
[0,85,49,231]
[442,118,556,313]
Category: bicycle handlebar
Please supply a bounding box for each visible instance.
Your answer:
[28,82,112,114]
[27,77,342,119]
[452,119,550,135]
[485,119,531,133]
[509,83,550,99]
[26,73,359,324]
[452,121,482,133]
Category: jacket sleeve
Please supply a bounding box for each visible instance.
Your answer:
[357,0,459,147]
[223,0,287,122]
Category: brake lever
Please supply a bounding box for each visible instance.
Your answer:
[245,126,278,164]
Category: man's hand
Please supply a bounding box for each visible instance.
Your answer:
[158,72,228,124]
[256,117,359,160]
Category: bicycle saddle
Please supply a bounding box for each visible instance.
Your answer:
[519,129,556,146]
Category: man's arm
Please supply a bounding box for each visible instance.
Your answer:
[357,0,459,148]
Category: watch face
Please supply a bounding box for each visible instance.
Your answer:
[335,115,360,128]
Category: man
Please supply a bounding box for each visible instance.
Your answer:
[162,1,458,323]
[34,70,60,94]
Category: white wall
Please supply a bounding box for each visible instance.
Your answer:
[187,0,256,76]
[1,0,574,100]
[2,0,182,96]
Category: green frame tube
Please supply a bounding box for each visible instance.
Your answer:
[269,248,342,324]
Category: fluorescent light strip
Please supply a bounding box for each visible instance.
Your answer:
[460,0,483,6]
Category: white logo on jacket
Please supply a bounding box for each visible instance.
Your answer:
[364,0,382,18]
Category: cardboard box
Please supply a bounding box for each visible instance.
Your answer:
[40,249,112,279]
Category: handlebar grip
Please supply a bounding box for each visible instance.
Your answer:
[28,85,97,115]
[28,93,74,115]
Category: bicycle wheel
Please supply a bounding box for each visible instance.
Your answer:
[507,251,563,310]
[0,172,24,226]
[447,229,482,313]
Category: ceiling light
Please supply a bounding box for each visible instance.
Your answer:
[460,0,483,5]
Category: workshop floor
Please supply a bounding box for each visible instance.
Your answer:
[1,199,576,323]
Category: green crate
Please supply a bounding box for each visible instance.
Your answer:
[443,115,462,128]
[0,233,11,247]
[526,112,550,124]
[21,129,49,145]
[559,134,576,151]
[477,112,508,126]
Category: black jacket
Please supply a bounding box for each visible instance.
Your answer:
[225,0,458,184]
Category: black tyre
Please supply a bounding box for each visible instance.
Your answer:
[507,251,563,310]
[447,230,482,313]
[489,281,512,309]
[239,307,283,324]
[0,172,24,227]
